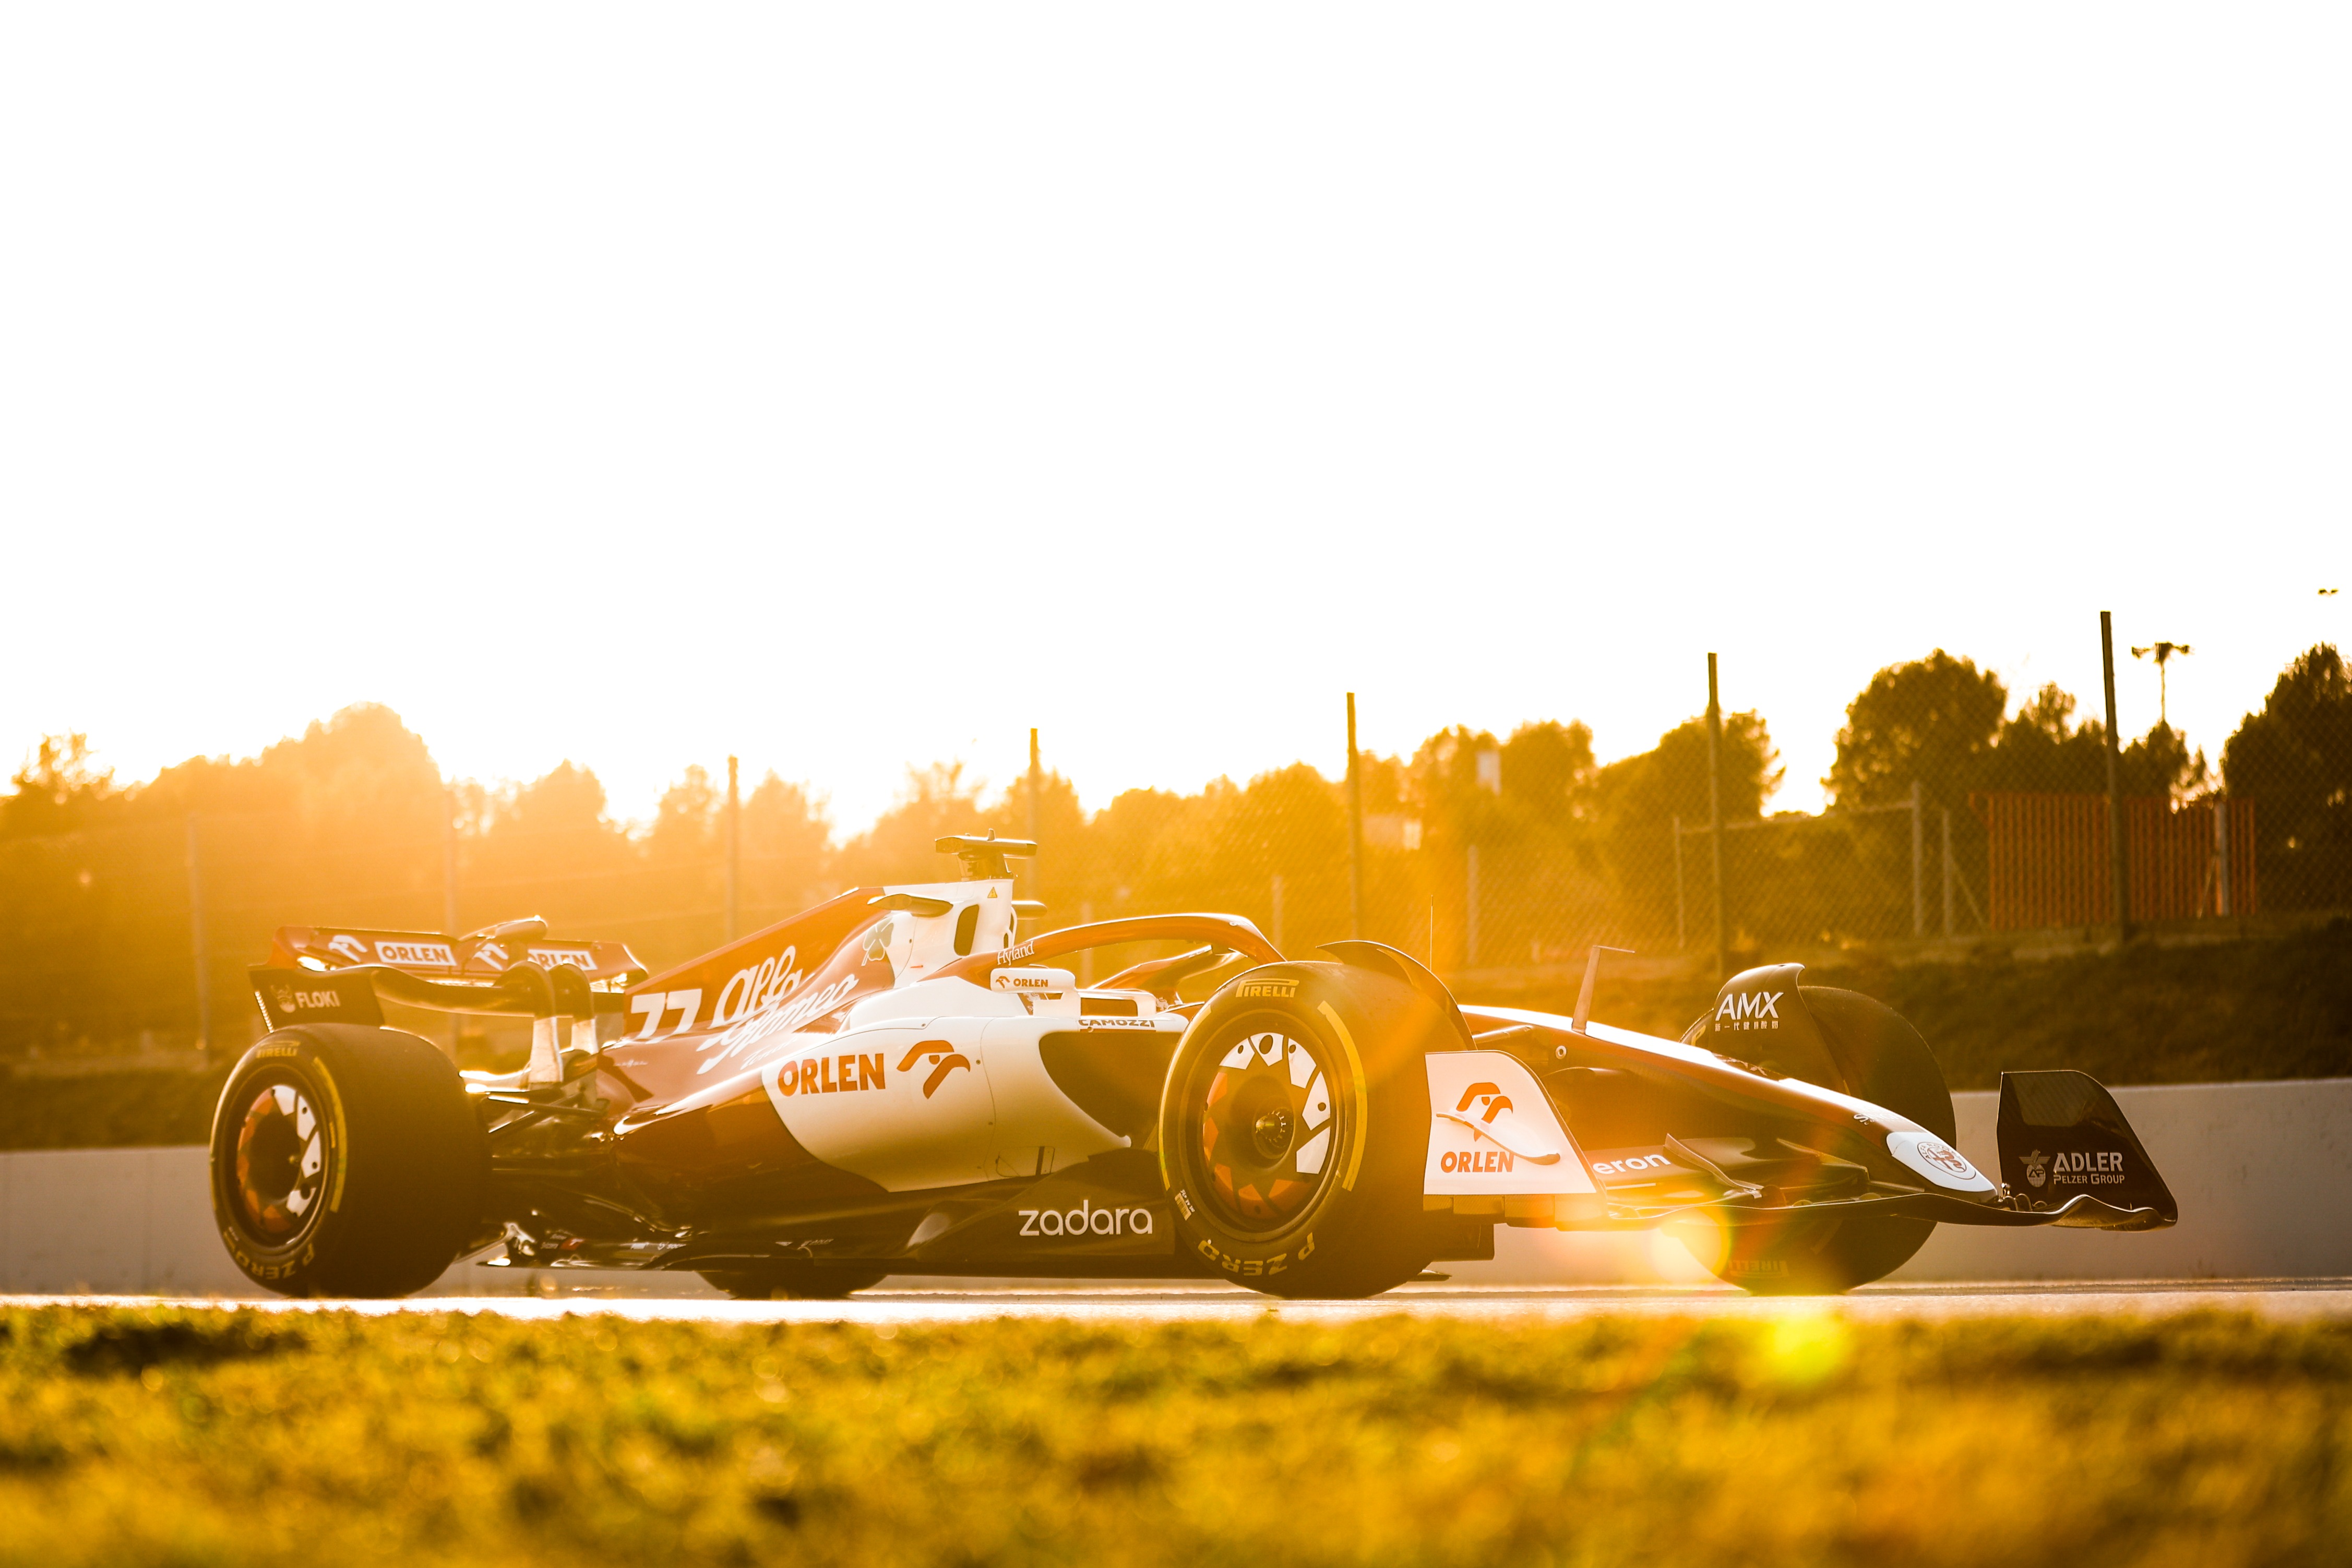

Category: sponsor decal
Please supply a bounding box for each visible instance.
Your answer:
[693,959,862,1076]
[1439,1148,1515,1174]
[1077,1016,1163,1030]
[1000,973,1054,990]
[1234,978,1298,999]
[523,945,595,972]
[272,986,350,1014]
[896,1040,972,1099]
[1916,1139,1978,1181]
[375,940,455,968]
[1884,1129,1996,1192]
[713,947,804,1026]
[1172,1188,1196,1220]
[475,941,510,971]
[327,933,371,964]
[1591,1153,1676,1177]
[1454,1082,1512,1123]
[2028,1148,2130,1188]
[772,1051,887,1096]
[997,940,1037,966]
[1017,1200,1154,1237]
[1192,1231,1310,1277]
[1713,990,1782,1032]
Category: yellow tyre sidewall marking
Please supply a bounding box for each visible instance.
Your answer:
[1316,1002,1369,1192]
[310,1054,351,1215]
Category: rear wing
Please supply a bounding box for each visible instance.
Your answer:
[249,920,648,1033]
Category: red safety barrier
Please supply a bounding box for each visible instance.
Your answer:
[1972,793,2257,931]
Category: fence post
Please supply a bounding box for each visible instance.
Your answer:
[1941,807,1955,936]
[1465,846,1480,969]
[1346,693,1365,939]
[1672,816,1685,951]
[444,790,462,1059]
[1911,780,1925,938]
[1269,875,1285,955]
[1706,654,1727,982]
[2213,796,2232,917]
[1027,728,1043,906]
[186,813,211,1056]
[2100,611,2133,942]
[443,789,461,936]
[724,757,741,942]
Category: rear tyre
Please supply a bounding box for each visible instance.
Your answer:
[1159,961,1438,1300]
[698,1266,889,1301]
[1680,986,1954,1296]
[210,1025,487,1298]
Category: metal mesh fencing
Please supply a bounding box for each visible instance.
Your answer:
[2,635,2345,1060]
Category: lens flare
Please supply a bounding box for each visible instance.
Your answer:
[1655,1213,1729,1282]
[1759,1310,1849,1386]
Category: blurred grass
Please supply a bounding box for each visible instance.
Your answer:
[1,1305,2346,1567]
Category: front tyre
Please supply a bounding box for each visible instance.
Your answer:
[1679,986,1955,1296]
[210,1025,488,1298]
[1160,962,1438,1299]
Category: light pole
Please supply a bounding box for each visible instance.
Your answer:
[2129,641,2192,728]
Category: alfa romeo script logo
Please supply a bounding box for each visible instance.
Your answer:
[1916,1138,1976,1180]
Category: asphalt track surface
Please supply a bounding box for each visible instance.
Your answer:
[15,1279,2352,1323]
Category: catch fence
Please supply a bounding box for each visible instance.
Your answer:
[3,622,2344,1060]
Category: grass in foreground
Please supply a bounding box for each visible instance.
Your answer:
[1,1307,2348,1567]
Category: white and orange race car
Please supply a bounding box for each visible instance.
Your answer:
[213,835,2176,1299]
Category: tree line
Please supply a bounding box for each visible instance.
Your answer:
[3,643,2345,1052]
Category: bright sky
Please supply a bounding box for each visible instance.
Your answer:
[4,7,2346,834]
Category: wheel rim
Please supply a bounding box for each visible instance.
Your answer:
[1196,1026,1337,1233]
[231,1081,328,1243]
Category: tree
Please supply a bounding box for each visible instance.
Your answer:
[467,762,636,932]
[834,763,986,887]
[1599,712,1781,836]
[1826,651,2007,811]
[741,774,833,919]
[2,734,116,837]
[1408,726,1506,852]
[650,765,721,863]
[1973,684,2108,795]
[1499,720,1597,827]
[2223,644,2352,910]
[499,761,614,840]
[1963,684,2205,800]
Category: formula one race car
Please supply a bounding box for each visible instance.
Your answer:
[212,835,2177,1300]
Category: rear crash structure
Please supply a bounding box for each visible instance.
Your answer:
[213,834,2176,1300]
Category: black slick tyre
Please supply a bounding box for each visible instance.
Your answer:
[1680,986,1955,1296]
[1159,961,1437,1300]
[210,1024,488,1299]
[697,1266,889,1301]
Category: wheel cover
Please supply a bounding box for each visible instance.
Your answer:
[1196,1028,1336,1232]
[232,1082,328,1242]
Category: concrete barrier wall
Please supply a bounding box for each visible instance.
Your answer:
[1460,1076,2352,1285]
[4,1078,2347,1296]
